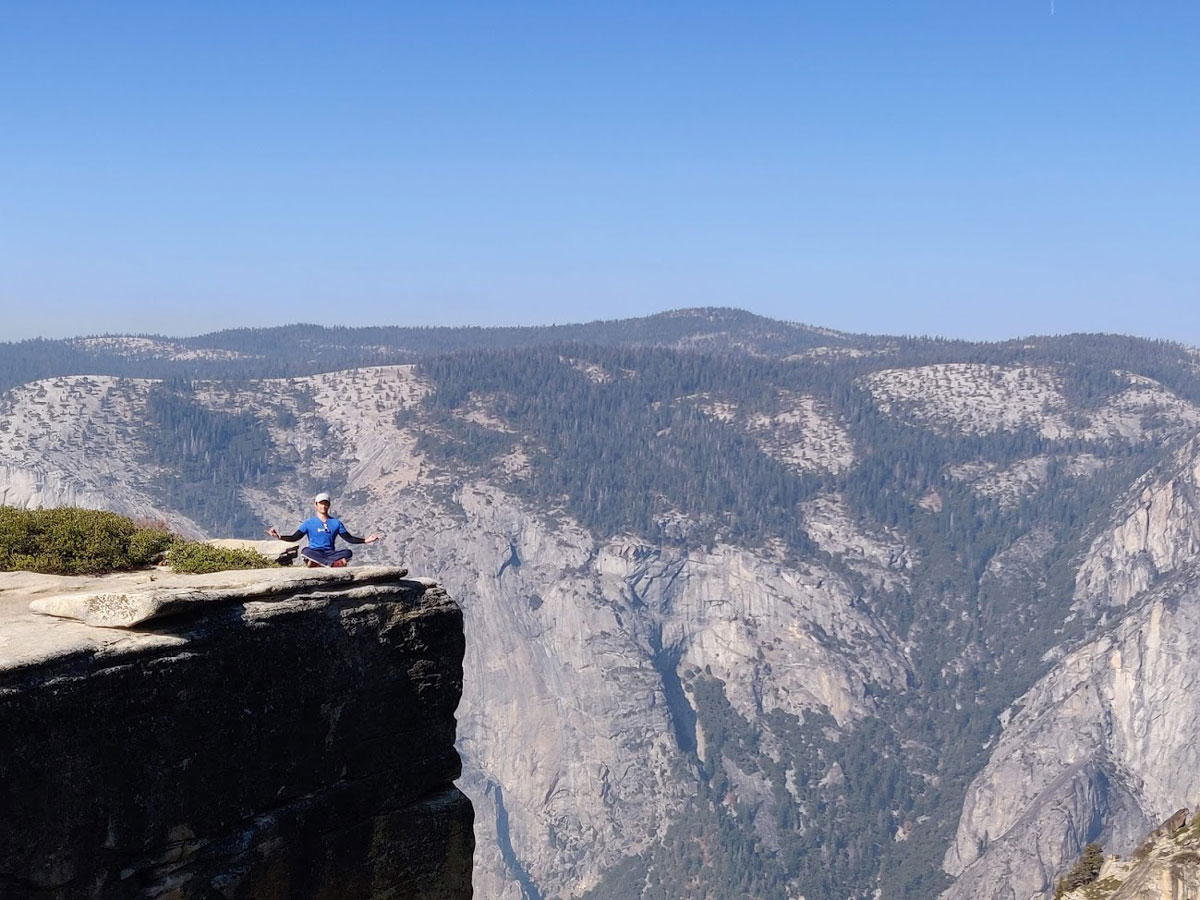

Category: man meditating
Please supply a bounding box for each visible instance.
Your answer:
[268,492,381,567]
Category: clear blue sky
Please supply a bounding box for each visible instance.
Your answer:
[2,1,1197,343]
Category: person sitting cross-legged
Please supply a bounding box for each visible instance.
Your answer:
[268,492,381,567]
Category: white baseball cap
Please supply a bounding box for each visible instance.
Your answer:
[314,492,331,503]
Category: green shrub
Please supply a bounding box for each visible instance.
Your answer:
[0,507,173,575]
[165,540,275,575]
[1054,843,1105,898]
[0,507,281,576]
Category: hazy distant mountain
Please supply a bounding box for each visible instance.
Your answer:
[4,309,1200,899]
[0,307,866,394]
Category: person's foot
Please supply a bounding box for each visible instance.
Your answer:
[306,560,321,568]
[331,558,348,567]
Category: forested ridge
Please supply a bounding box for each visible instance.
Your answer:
[4,309,1199,899]
[0,308,853,395]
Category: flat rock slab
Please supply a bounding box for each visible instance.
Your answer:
[24,565,411,628]
[0,568,438,671]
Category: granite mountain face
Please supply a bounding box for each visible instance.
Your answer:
[4,310,1200,899]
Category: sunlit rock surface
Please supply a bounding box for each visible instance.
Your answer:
[1057,810,1200,900]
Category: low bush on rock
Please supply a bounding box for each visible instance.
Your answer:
[165,541,275,574]
[0,507,280,575]
[0,507,173,575]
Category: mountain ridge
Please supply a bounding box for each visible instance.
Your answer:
[4,312,1200,898]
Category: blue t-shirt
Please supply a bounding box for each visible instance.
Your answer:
[297,516,347,552]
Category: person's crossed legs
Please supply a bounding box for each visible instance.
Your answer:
[300,547,354,568]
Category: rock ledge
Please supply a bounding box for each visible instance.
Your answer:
[0,566,472,899]
[27,564,412,627]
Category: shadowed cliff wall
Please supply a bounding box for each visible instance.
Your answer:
[0,568,473,899]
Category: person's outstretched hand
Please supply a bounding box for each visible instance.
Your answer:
[267,527,280,539]
[366,534,382,544]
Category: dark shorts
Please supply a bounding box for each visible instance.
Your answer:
[300,547,353,567]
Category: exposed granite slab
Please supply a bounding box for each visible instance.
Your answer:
[0,567,473,899]
[24,564,411,628]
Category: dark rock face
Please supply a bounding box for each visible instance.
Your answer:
[0,575,473,899]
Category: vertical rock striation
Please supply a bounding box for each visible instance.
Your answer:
[0,567,473,899]
[382,483,909,898]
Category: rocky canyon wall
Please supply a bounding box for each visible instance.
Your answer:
[942,439,1200,900]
